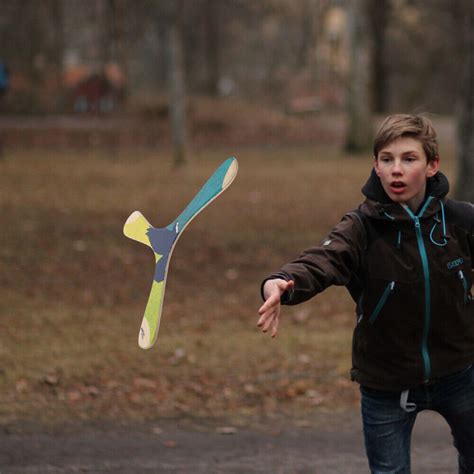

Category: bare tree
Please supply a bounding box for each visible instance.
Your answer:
[455,0,474,201]
[345,0,373,153]
[204,0,220,96]
[166,1,188,166]
[295,0,317,69]
[0,0,67,112]
[369,0,390,113]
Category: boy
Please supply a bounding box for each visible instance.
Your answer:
[258,114,474,473]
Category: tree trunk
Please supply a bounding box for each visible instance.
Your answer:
[168,2,188,166]
[205,0,219,96]
[50,0,65,111]
[345,0,373,153]
[295,0,315,70]
[455,0,474,202]
[369,0,390,114]
[96,0,109,72]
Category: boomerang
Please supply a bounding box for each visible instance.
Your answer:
[123,157,238,349]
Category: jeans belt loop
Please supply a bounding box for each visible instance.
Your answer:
[400,389,417,413]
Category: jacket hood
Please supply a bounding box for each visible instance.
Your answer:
[360,169,450,220]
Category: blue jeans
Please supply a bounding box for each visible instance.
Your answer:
[360,365,474,474]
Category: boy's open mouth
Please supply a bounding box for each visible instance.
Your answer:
[390,181,407,193]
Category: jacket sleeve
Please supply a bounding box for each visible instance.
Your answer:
[262,213,366,305]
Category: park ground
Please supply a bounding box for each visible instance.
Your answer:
[0,410,460,472]
[0,107,460,472]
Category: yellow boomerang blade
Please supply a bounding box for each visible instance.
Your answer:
[123,211,165,348]
[123,211,153,248]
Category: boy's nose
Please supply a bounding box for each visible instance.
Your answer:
[392,160,403,174]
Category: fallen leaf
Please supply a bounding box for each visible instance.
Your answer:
[305,389,324,405]
[15,378,29,393]
[43,374,60,386]
[133,377,157,389]
[85,385,100,397]
[225,268,239,280]
[244,383,257,394]
[163,440,177,448]
[67,390,82,402]
[216,426,237,435]
[297,354,310,364]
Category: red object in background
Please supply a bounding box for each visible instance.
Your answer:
[64,64,125,114]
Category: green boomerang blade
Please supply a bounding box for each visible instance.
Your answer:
[123,157,238,349]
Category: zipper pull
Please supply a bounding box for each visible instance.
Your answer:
[414,217,420,228]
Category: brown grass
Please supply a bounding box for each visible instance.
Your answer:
[0,123,457,426]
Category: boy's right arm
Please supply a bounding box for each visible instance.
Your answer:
[266,212,365,306]
[257,213,364,336]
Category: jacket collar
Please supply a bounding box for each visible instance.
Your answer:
[360,169,450,221]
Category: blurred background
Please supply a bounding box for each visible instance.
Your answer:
[0,0,472,427]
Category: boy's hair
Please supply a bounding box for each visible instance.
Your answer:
[373,114,439,163]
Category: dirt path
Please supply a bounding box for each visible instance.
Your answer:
[0,409,458,473]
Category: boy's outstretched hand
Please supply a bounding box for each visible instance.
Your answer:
[257,279,295,338]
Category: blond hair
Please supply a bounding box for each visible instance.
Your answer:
[373,114,439,163]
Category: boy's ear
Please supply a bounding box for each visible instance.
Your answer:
[373,156,381,177]
[427,156,440,177]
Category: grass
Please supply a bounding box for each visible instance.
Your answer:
[0,126,457,426]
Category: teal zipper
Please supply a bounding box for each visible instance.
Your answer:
[368,281,395,324]
[458,270,469,304]
[404,197,433,383]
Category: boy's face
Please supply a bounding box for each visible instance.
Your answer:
[374,136,439,211]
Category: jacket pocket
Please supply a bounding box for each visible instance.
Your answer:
[368,281,396,324]
[458,270,472,305]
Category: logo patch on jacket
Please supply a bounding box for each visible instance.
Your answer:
[447,258,464,270]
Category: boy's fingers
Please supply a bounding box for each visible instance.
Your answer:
[257,304,271,321]
[257,309,276,332]
[257,312,269,327]
[258,294,280,315]
[263,305,281,332]
[262,314,275,333]
[276,279,293,290]
[259,310,272,329]
[257,308,275,327]
[271,314,279,337]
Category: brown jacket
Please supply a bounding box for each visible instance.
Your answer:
[264,171,474,390]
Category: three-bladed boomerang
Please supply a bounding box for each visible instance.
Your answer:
[123,157,238,349]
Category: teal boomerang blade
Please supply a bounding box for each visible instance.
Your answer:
[123,157,238,349]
